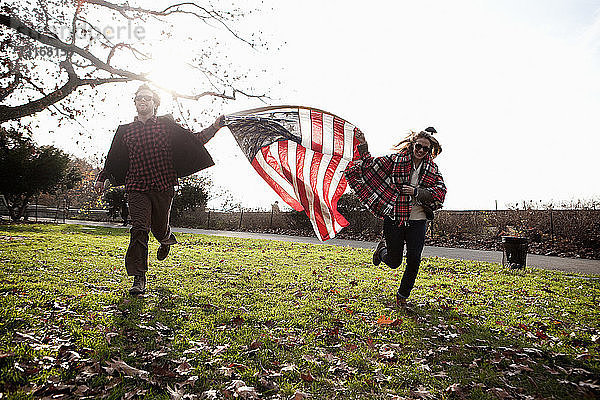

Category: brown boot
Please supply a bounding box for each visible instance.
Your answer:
[157,244,170,261]
[129,274,146,295]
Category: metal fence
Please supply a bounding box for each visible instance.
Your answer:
[0,203,109,222]
[2,204,598,250]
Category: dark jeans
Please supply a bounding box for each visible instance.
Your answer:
[125,190,177,276]
[380,218,427,299]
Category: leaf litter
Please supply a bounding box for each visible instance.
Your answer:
[0,224,598,399]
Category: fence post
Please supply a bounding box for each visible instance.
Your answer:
[549,209,554,243]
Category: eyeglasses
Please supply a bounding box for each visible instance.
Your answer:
[414,143,431,152]
[134,95,154,102]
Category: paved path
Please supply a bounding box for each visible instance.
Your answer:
[55,219,600,276]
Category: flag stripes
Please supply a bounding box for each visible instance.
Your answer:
[227,106,360,241]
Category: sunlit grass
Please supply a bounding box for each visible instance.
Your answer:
[0,223,598,399]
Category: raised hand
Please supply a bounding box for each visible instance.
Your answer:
[355,128,366,145]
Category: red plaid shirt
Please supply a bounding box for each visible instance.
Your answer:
[344,145,446,223]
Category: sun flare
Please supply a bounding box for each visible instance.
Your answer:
[145,47,196,94]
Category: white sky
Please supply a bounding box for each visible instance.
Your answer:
[32,0,600,210]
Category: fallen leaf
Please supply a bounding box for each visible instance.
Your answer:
[237,386,259,399]
[446,383,467,399]
[579,381,600,390]
[201,389,218,400]
[377,315,394,325]
[487,387,512,399]
[300,371,315,382]
[280,363,296,373]
[227,362,249,372]
[176,361,192,375]
[107,358,149,379]
[212,344,230,355]
[293,390,310,400]
[258,377,279,393]
[249,340,262,350]
[232,316,245,327]
[125,388,148,400]
[167,384,185,400]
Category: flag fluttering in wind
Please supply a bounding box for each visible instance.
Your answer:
[225,106,361,241]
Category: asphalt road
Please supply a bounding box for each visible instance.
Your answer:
[54,219,600,276]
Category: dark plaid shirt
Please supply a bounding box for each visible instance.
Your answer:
[344,145,446,223]
[123,116,178,192]
[97,116,177,192]
[98,115,219,191]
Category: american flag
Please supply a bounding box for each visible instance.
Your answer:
[225,106,361,241]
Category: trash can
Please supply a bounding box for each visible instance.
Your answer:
[502,236,528,269]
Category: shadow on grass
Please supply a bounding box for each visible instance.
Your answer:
[61,224,130,237]
[107,285,190,388]
[399,302,599,399]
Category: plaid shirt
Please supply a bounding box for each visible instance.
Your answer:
[344,145,446,223]
[98,115,218,191]
[121,116,177,192]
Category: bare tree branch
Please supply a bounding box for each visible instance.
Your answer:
[107,42,150,65]
[0,1,269,124]
[1,14,143,79]
[0,61,132,123]
[0,70,21,102]
[85,0,254,46]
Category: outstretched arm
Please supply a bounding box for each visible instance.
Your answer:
[196,115,225,144]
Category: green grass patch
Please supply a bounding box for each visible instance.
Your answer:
[0,223,598,399]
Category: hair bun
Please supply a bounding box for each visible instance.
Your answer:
[424,127,437,134]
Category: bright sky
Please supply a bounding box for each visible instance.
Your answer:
[33,0,600,211]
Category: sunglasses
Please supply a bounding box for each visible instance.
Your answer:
[134,95,154,102]
[414,143,431,152]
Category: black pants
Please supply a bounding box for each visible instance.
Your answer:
[380,218,427,299]
[125,190,177,276]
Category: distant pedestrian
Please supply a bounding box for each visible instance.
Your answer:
[95,83,224,295]
[271,201,280,213]
[344,127,446,306]
[120,194,129,226]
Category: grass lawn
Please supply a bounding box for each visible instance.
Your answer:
[0,223,599,399]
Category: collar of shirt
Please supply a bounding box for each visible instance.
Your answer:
[133,115,158,125]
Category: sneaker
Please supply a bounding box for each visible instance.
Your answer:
[157,244,170,261]
[396,293,407,307]
[373,240,386,266]
[129,274,146,295]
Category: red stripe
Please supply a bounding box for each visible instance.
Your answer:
[331,179,350,229]
[261,146,284,178]
[310,110,323,153]
[330,166,350,229]
[295,145,311,219]
[251,154,303,212]
[333,116,345,157]
[309,151,329,240]
[322,155,344,231]
[278,141,294,183]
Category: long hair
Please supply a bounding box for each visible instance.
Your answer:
[392,127,442,159]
